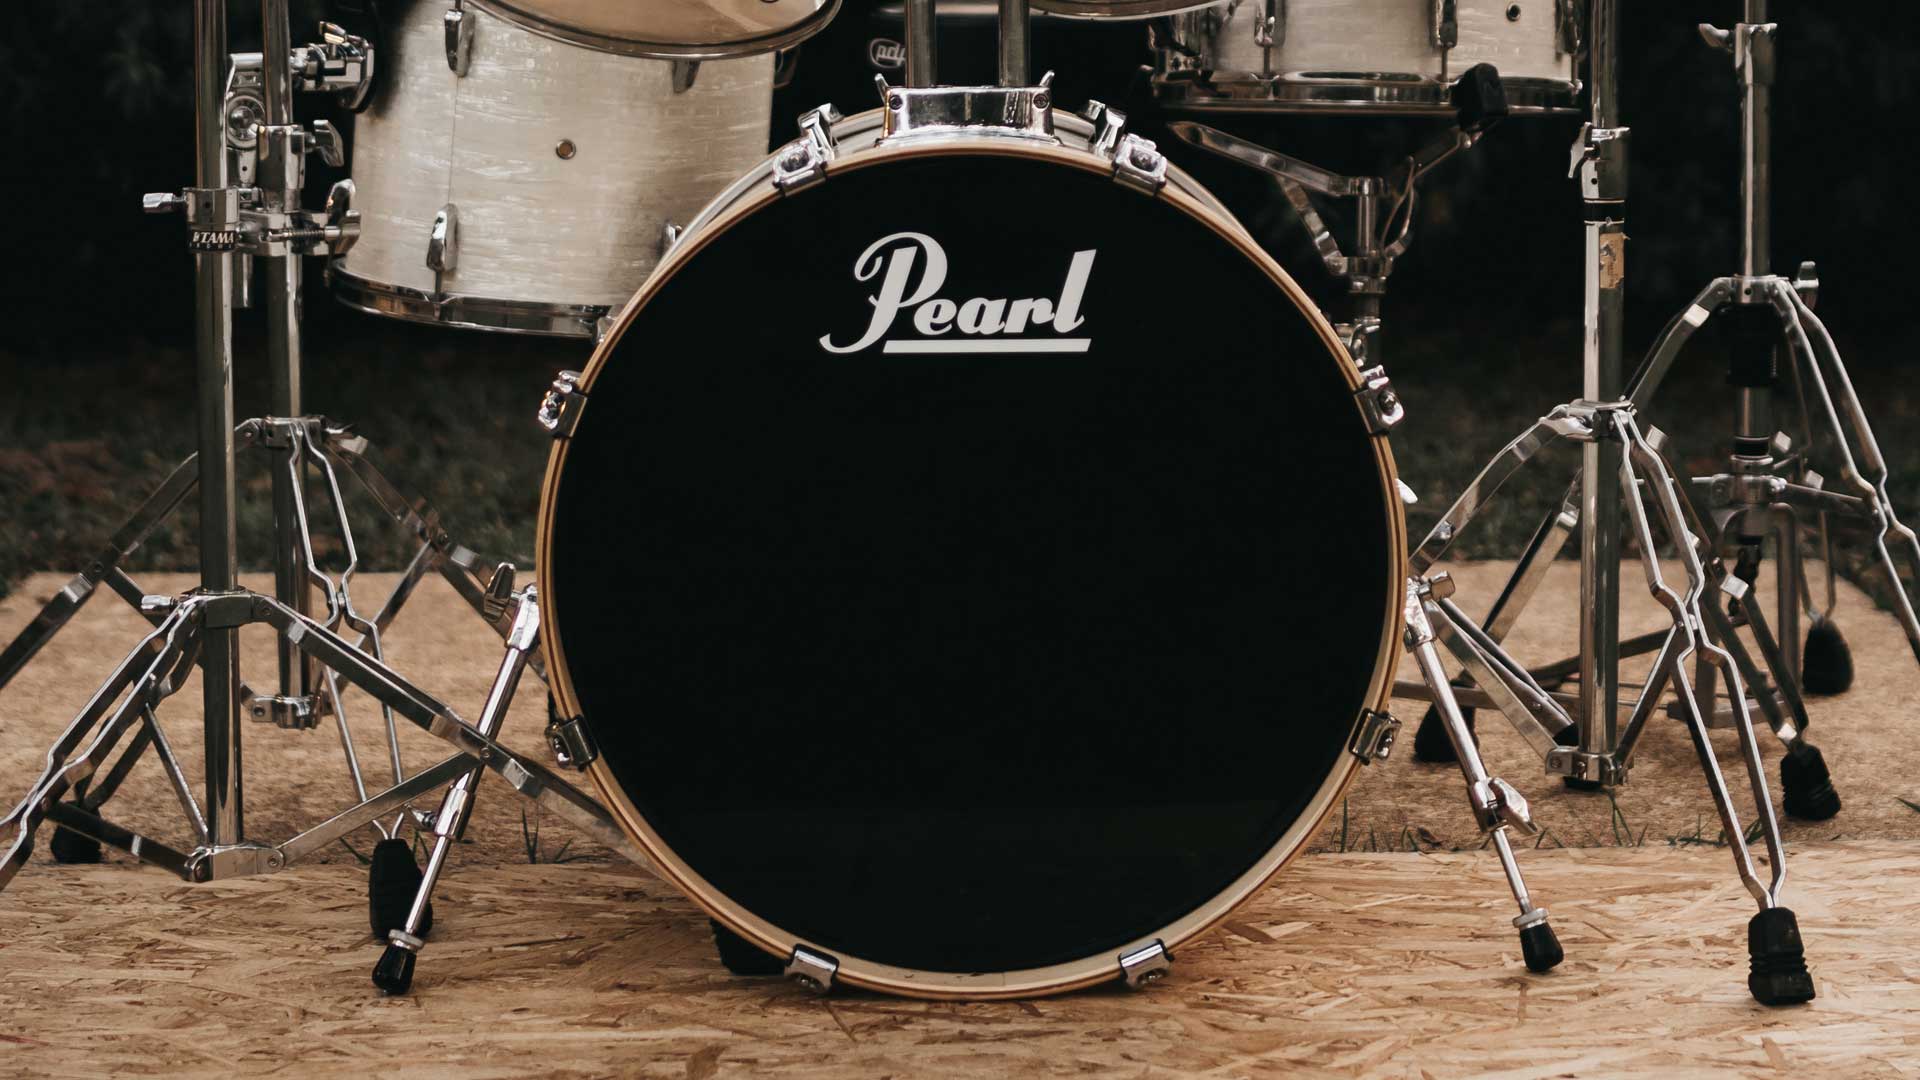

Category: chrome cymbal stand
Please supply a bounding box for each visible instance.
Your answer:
[0,0,636,970]
[1392,0,1817,1006]
[1406,1,1862,822]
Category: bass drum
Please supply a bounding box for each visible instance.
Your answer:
[538,98,1406,998]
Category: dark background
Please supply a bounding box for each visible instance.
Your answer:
[1,1,1915,594]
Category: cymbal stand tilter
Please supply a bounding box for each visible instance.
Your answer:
[1165,62,1514,379]
[0,0,645,986]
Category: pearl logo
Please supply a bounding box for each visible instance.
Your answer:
[869,38,906,69]
[820,232,1096,355]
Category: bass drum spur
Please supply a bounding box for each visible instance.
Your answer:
[537,93,1407,997]
[331,0,837,337]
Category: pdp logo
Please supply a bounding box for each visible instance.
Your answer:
[869,38,906,70]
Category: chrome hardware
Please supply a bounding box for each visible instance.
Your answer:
[876,74,1057,142]
[1110,133,1167,194]
[1544,746,1628,786]
[1568,122,1629,201]
[322,178,360,256]
[223,56,268,186]
[299,22,376,109]
[445,1,474,76]
[480,563,517,623]
[144,192,187,214]
[554,139,577,160]
[785,946,839,994]
[659,222,683,258]
[772,104,841,192]
[1353,366,1404,434]
[536,370,587,438]
[188,843,286,882]
[426,204,458,273]
[1118,941,1171,989]
[1793,260,1819,310]
[544,711,598,770]
[1486,777,1535,834]
[670,59,700,94]
[247,693,321,730]
[1079,99,1126,158]
[1347,709,1399,764]
[1396,479,1419,506]
[185,186,243,252]
[306,119,345,168]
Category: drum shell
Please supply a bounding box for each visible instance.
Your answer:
[540,109,1408,998]
[1162,0,1579,114]
[333,0,774,334]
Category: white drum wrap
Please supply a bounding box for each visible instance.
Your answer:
[333,0,775,335]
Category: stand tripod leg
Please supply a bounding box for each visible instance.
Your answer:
[1414,491,1580,763]
[1617,416,1814,1005]
[1779,284,1920,665]
[0,603,203,887]
[1403,578,1562,972]
[0,452,201,691]
[373,589,541,994]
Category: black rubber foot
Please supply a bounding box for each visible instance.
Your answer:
[48,823,102,864]
[1413,685,1476,764]
[711,920,785,976]
[369,838,433,940]
[1748,907,1815,1005]
[1519,921,1564,973]
[372,943,417,995]
[1801,617,1853,696]
[1561,776,1605,792]
[1781,744,1842,821]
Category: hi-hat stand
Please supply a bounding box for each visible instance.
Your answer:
[1407,1,1917,777]
[0,0,639,994]
[1386,0,1827,1006]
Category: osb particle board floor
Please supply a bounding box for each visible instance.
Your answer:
[2,561,1917,871]
[3,568,1920,1076]
[1,845,1917,1078]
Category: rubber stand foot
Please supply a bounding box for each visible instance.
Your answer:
[711,919,785,976]
[1519,921,1564,973]
[1748,907,1815,1006]
[1801,616,1853,696]
[1561,776,1604,792]
[1413,683,1476,764]
[369,838,434,940]
[48,823,102,865]
[372,943,417,995]
[1781,744,1842,821]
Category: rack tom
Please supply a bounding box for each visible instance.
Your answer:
[1037,0,1583,115]
[331,0,835,337]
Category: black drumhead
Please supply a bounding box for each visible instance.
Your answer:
[546,145,1395,977]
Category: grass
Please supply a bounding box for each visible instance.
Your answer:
[4,298,1918,602]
